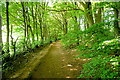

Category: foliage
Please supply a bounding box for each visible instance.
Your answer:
[78,55,119,78]
[1,1,120,78]
[61,30,81,49]
[62,22,120,78]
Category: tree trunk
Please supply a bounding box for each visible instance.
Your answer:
[10,25,13,47]
[95,8,102,23]
[61,13,68,35]
[39,14,43,42]
[43,24,48,41]
[80,2,94,27]
[86,2,94,27]
[6,1,9,53]
[94,3,102,24]
[31,2,35,42]
[35,4,39,41]
[114,8,120,36]
[73,16,80,45]
[10,25,18,59]
[0,16,2,54]
[25,3,30,49]
[0,15,2,80]
[64,18,68,34]
[28,25,34,43]
[21,2,27,51]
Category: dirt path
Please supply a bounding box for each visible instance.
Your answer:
[8,41,88,79]
[30,41,85,79]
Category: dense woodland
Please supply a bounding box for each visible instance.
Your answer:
[0,1,120,78]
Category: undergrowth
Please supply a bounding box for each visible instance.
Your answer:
[61,23,120,78]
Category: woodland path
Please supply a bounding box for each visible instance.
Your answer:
[9,41,87,79]
[30,41,85,79]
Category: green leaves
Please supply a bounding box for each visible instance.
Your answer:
[79,55,119,78]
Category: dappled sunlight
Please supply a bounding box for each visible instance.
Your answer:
[75,58,80,60]
[75,57,91,61]
[50,44,54,46]
[65,76,71,78]
[71,49,77,52]
[62,59,65,61]
[67,64,72,67]
[61,53,64,54]
[68,68,78,71]
[80,58,91,61]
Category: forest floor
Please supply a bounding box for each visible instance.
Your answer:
[6,40,89,79]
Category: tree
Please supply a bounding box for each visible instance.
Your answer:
[21,2,27,51]
[80,2,94,27]
[0,16,2,54]
[113,2,120,36]
[6,1,9,53]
